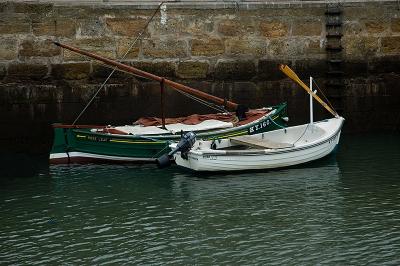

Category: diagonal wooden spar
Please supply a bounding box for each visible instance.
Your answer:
[54,41,239,111]
[279,64,338,117]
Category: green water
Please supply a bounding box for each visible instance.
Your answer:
[1,134,399,264]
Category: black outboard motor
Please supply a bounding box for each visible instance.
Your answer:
[156,131,196,169]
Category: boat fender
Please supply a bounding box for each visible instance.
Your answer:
[156,132,197,168]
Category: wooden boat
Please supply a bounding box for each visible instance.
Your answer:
[50,103,287,164]
[49,43,288,164]
[171,116,344,171]
[168,65,345,172]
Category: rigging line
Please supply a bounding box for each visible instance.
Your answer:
[312,78,337,114]
[72,2,164,125]
[292,123,310,145]
[175,89,228,113]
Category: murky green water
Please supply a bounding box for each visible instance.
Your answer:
[1,134,399,264]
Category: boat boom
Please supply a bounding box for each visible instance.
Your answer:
[54,41,239,111]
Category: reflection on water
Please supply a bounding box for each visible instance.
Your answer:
[0,134,399,264]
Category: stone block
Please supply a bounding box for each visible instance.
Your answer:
[267,38,309,58]
[343,21,363,36]
[191,38,224,56]
[78,19,106,37]
[142,39,187,58]
[258,59,291,81]
[91,64,130,80]
[0,15,31,34]
[13,2,53,14]
[177,60,209,79]
[106,18,147,36]
[342,36,378,58]
[342,60,368,77]
[52,62,90,80]
[306,39,324,55]
[116,38,140,59]
[218,19,255,37]
[259,21,288,38]
[391,18,400,33]
[62,37,116,61]
[292,21,322,36]
[0,38,17,60]
[381,36,400,54]
[182,18,214,36]
[7,63,48,80]
[364,20,387,34]
[0,64,6,80]
[368,55,400,74]
[32,19,76,37]
[226,38,266,56]
[130,60,176,78]
[266,39,289,57]
[19,39,61,57]
[214,59,256,80]
[294,59,328,79]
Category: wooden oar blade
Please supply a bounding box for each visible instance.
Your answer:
[279,64,300,82]
[279,64,338,117]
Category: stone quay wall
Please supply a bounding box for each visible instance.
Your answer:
[0,0,400,153]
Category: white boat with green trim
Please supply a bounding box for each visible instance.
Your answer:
[167,65,345,172]
[171,116,344,172]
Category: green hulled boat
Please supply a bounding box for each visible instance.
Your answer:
[50,42,288,164]
[50,103,287,164]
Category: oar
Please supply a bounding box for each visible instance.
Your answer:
[279,64,338,118]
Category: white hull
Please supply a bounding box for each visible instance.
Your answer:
[173,117,344,172]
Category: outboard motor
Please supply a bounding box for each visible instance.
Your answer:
[156,132,196,169]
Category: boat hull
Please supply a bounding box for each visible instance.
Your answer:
[50,103,287,164]
[173,117,344,172]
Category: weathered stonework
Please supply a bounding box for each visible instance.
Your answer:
[105,18,148,36]
[391,18,400,33]
[259,21,289,38]
[0,0,399,150]
[130,60,176,77]
[292,21,322,36]
[142,39,187,58]
[116,38,140,59]
[62,37,116,61]
[215,59,256,80]
[177,60,209,79]
[226,37,266,57]
[191,38,224,56]
[0,38,18,60]
[7,63,48,80]
[381,36,400,54]
[364,20,388,34]
[52,62,90,80]
[218,19,256,37]
[0,64,6,80]
[32,19,76,37]
[19,38,61,57]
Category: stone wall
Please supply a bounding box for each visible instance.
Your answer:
[1,1,400,153]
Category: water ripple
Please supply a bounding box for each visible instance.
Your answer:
[1,135,400,264]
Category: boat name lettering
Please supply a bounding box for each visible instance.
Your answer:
[249,120,270,134]
[203,155,217,160]
[87,135,109,142]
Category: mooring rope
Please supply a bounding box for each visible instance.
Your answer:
[312,78,337,115]
[72,2,165,125]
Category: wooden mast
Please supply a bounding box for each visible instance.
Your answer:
[54,42,239,111]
